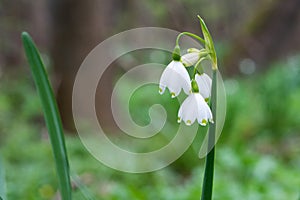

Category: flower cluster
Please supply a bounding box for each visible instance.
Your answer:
[159,49,213,126]
[158,16,217,126]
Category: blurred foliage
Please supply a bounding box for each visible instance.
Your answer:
[1,0,300,199]
[1,55,300,199]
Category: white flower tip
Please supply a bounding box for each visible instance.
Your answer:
[200,119,208,126]
[209,119,214,124]
[171,92,176,98]
[177,117,181,123]
[158,87,164,94]
[185,120,192,126]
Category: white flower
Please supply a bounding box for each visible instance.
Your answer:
[177,93,213,126]
[181,52,200,67]
[195,73,212,100]
[159,61,191,98]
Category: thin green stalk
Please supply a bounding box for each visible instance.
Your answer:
[201,69,217,200]
[21,32,72,200]
[176,32,205,46]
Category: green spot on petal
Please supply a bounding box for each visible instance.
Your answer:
[186,120,191,125]
[177,117,181,123]
[171,92,176,98]
[201,119,207,125]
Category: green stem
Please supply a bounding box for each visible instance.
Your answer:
[193,60,201,78]
[201,69,217,200]
[193,57,207,78]
[176,32,205,46]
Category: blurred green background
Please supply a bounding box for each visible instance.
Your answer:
[1,0,300,199]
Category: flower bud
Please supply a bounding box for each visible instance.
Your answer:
[172,45,181,61]
[181,52,200,67]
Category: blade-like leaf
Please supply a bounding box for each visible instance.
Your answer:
[21,32,72,200]
[197,16,217,68]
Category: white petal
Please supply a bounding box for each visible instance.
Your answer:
[172,61,191,95]
[178,94,193,118]
[181,52,200,67]
[194,93,213,126]
[178,105,184,123]
[168,69,183,98]
[194,94,206,117]
[200,104,213,126]
[159,86,166,94]
[178,94,198,125]
[206,107,213,123]
[159,61,173,94]
[195,73,212,99]
[159,61,191,97]
[178,94,193,123]
[178,109,184,123]
[184,95,198,125]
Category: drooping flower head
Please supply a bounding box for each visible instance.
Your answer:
[159,46,191,98]
[195,73,212,101]
[181,48,209,67]
[181,48,201,67]
[177,92,213,126]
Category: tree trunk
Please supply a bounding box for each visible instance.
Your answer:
[0,0,48,70]
[49,0,115,131]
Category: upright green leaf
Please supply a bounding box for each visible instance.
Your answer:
[197,16,217,69]
[21,32,72,200]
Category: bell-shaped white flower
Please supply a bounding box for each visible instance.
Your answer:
[195,73,212,100]
[181,52,200,67]
[159,61,191,98]
[177,93,213,126]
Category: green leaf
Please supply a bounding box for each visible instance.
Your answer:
[197,16,217,69]
[21,32,72,200]
[0,156,7,200]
